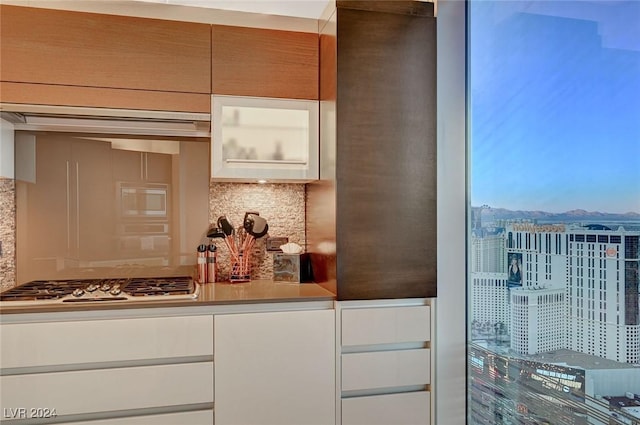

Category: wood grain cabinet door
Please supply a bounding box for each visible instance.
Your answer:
[212,25,318,100]
[0,5,211,112]
[0,5,211,94]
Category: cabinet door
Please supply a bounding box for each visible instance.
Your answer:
[342,392,430,425]
[211,95,319,182]
[214,310,335,425]
[0,5,211,94]
[58,410,213,425]
[1,363,214,418]
[1,316,213,369]
[211,25,317,100]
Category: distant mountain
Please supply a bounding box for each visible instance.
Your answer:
[472,207,640,223]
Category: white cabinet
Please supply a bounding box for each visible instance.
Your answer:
[0,315,214,424]
[211,95,319,182]
[214,309,335,425]
[342,392,430,425]
[0,316,213,368]
[58,411,214,425]
[0,118,14,178]
[337,301,434,425]
[2,363,214,417]
[341,349,430,391]
[341,305,431,346]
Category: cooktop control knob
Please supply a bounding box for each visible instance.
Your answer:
[86,283,99,293]
[109,286,122,296]
[72,288,85,297]
[100,283,112,292]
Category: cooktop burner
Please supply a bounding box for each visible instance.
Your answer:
[0,276,198,306]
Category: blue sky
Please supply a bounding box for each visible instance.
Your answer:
[469,1,640,214]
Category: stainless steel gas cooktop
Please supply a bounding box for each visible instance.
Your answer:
[0,276,199,306]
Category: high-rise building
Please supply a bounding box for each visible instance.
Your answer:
[471,232,506,273]
[470,273,510,333]
[510,286,566,355]
[505,223,640,364]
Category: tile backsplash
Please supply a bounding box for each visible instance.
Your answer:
[209,182,305,281]
[0,177,16,291]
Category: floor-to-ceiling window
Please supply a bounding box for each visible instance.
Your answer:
[467,1,640,424]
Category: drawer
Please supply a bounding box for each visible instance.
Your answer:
[342,391,430,425]
[341,306,430,346]
[341,349,430,391]
[0,362,214,417]
[58,410,214,425]
[0,316,213,369]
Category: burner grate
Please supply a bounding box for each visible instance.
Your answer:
[0,280,89,301]
[121,277,194,297]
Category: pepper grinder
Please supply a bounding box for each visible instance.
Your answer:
[196,244,207,284]
[206,244,217,283]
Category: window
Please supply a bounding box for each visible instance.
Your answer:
[467,1,640,424]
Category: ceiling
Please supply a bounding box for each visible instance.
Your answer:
[132,0,331,19]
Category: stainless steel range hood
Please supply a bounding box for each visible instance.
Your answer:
[0,103,211,138]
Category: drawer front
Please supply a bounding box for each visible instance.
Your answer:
[58,410,213,425]
[342,391,430,425]
[341,349,430,391]
[0,363,214,417]
[0,316,213,369]
[341,306,430,346]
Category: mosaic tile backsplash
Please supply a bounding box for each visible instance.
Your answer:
[209,182,306,282]
[0,178,16,291]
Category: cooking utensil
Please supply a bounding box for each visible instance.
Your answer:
[243,213,269,238]
[217,215,235,237]
[206,226,226,239]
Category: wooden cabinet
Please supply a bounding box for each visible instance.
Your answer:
[214,310,335,425]
[0,5,211,112]
[0,315,214,424]
[337,300,434,425]
[212,25,318,100]
[211,95,319,182]
[308,0,437,300]
[1,5,320,111]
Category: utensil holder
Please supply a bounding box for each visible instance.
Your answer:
[230,253,251,282]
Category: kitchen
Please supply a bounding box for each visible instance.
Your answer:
[0,1,467,424]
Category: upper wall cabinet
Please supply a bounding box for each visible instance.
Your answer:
[0,5,211,113]
[211,95,319,182]
[211,25,318,100]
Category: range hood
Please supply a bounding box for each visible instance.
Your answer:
[0,103,211,138]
